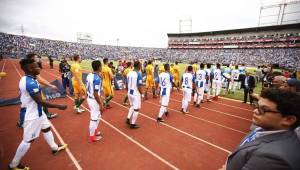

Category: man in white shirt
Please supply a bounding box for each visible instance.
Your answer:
[194,63,206,107]
[181,66,195,114]
[126,61,144,129]
[9,58,67,170]
[204,63,212,102]
[86,60,104,142]
[157,63,175,122]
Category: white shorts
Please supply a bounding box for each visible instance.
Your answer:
[128,94,141,110]
[23,114,51,142]
[182,88,192,102]
[212,79,222,89]
[87,98,101,121]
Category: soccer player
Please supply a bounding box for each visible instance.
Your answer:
[211,63,222,100]
[144,60,156,100]
[126,61,143,129]
[173,61,180,87]
[9,58,67,170]
[86,60,104,142]
[228,65,240,93]
[181,65,195,114]
[101,58,114,109]
[71,54,86,113]
[122,61,133,106]
[157,63,175,122]
[204,63,212,102]
[194,63,206,107]
[59,57,72,95]
[17,54,58,128]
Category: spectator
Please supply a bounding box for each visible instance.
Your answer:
[226,88,300,170]
[241,71,255,104]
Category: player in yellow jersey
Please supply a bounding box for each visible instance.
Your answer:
[158,64,165,74]
[192,61,199,74]
[173,61,180,87]
[71,54,86,113]
[123,61,133,105]
[101,58,114,109]
[144,60,156,100]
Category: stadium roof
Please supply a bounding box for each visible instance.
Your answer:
[167,23,300,37]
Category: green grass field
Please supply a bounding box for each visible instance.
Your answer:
[55,59,266,101]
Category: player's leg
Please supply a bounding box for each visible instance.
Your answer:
[211,80,216,98]
[88,98,102,142]
[76,85,86,112]
[151,80,157,98]
[157,94,168,122]
[73,83,81,113]
[130,95,141,129]
[216,81,221,99]
[144,78,150,100]
[9,119,39,169]
[126,94,134,124]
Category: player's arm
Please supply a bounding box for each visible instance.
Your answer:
[37,75,57,89]
[137,73,143,96]
[31,93,67,110]
[27,82,66,110]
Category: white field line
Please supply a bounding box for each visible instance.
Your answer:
[172,91,252,112]
[43,69,232,154]
[42,69,180,170]
[10,60,83,170]
[144,100,247,135]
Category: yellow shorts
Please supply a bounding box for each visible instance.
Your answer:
[73,82,86,95]
[146,78,155,88]
[103,84,114,97]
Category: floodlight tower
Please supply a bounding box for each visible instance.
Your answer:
[258,0,300,26]
[179,19,192,33]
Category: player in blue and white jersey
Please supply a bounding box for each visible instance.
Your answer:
[156,63,176,122]
[194,63,206,107]
[204,63,212,102]
[229,65,240,93]
[211,63,222,100]
[181,66,195,114]
[86,60,104,142]
[126,61,144,129]
[9,58,67,170]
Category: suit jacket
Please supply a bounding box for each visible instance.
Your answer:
[226,130,300,170]
[240,75,255,89]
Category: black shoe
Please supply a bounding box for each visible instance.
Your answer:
[16,121,23,128]
[130,124,140,129]
[193,101,196,105]
[126,118,130,125]
[52,144,68,155]
[8,164,30,170]
[157,117,165,123]
[196,104,200,108]
[165,111,169,116]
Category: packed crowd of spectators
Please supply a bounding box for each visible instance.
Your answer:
[1,32,300,68]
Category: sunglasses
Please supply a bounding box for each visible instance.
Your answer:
[253,102,280,115]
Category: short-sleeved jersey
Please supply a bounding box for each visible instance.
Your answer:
[213,69,222,81]
[101,65,112,85]
[159,72,173,95]
[19,75,43,121]
[173,65,180,76]
[231,69,240,80]
[195,69,206,88]
[127,70,143,96]
[86,73,102,99]
[182,72,194,89]
[192,64,199,73]
[146,65,154,78]
[158,65,165,74]
[71,63,82,84]
[123,67,133,77]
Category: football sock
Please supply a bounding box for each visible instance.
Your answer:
[10,140,31,168]
[127,106,134,119]
[43,131,58,150]
[131,111,139,124]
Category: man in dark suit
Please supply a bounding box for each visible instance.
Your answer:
[240,71,255,104]
[225,88,300,170]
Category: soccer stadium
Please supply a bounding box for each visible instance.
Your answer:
[1,0,300,170]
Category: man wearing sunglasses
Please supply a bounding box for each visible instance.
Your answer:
[225,88,300,170]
